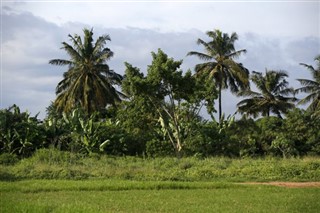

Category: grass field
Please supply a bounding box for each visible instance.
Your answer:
[1,150,320,212]
[1,180,319,213]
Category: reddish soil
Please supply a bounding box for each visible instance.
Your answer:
[241,182,320,188]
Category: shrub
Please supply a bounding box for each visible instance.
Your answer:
[31,148,83,165]
[0,153,19,165]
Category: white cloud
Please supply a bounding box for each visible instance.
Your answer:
[5,1,319,36]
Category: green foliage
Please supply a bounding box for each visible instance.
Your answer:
[227,118,261,157]
[0,153,19,165]
[49,28,124,115]
[296,55,320,118]
[122,49,208,155]
[1,36,319,160]
[256,116,283,155]
[0,105,46,157]
[237,70,296,118]
[146,139,174,157]
[188,29,249,121]
[280,109,320,156]
[115,97,158,154]
[2,149,320,182]
[62,109,103,154]
[271,135,297,158]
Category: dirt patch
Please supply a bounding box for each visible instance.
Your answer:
[241,182,320,188]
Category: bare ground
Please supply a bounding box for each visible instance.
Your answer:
[240,182,320,188]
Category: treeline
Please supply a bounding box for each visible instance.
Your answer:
[1,105,319,158]
[1,28,319,159]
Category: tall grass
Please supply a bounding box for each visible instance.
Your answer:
[1,148,320,181]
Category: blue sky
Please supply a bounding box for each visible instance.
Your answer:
[1,0,319,119]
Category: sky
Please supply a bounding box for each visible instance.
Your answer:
[1,0,320,119]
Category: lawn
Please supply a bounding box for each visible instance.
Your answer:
[1,180,319,213]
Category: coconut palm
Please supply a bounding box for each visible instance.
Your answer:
[187,29,249,122]
[49,28,124,115]
[237,70,296,118]
[296,55,320,117]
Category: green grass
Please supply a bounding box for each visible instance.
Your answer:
[1,180,319,213]
[1,149,320,182]
[1,150,319,212]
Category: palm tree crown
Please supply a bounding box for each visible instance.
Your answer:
[237,70,296,118]
[187,29,249,122]
[49,28,123,115]
[296,55,320,117]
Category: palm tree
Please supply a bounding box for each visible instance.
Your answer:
[296,55,320,117]
[49,28,124,115]
[187,29,249,122]
[237,70,296,118]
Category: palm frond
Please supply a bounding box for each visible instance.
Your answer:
[299,63,315,72]
[194,62,217,74]
[187,51,213,61]
[297,93,319,105]
[49,59,73,66]
[68,34,83,53]
[227,49,247,59]
[94,48,114,63]
[278,87,295,96]
[61,41,82,61]
[296,78,319,87]
[237,89,261,97]
[306,98,320,112]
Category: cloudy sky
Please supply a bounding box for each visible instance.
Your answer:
[1,0,319,119]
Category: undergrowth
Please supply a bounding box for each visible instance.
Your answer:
[0,148,319,182]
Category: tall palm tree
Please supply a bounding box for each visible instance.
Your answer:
[296,55,320,117]
[237,70,296,118]
[49,28,124,115]
[187,29,249,122]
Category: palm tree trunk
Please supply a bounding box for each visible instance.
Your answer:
[218,84,222,124]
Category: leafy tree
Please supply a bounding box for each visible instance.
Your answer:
[281,108,320,156]
[255,116,283,155]
[226,118,261,157]
[237,70,296,118]
[49,28,124,115]
[271,134,297,158]
[115,97,158,154]
[122,49,205,155]
[187,29,249,121]
[296,55,320,118]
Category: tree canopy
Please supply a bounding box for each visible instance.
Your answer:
[188,29,249,122]
[237,70,296,118]
[296,55,320,118]
[49,28,124,116]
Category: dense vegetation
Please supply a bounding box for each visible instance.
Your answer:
[1,149,319,181]
[1,28,319,159]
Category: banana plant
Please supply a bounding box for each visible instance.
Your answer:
[218,113,235,134]
[11,129,34,156]
[61,109,106,154]
[0,105,45,157]
[1,130,18,154]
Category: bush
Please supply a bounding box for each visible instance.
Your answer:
[0,153,19,165]
[31,148,82,165]
[146,139,174,157]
